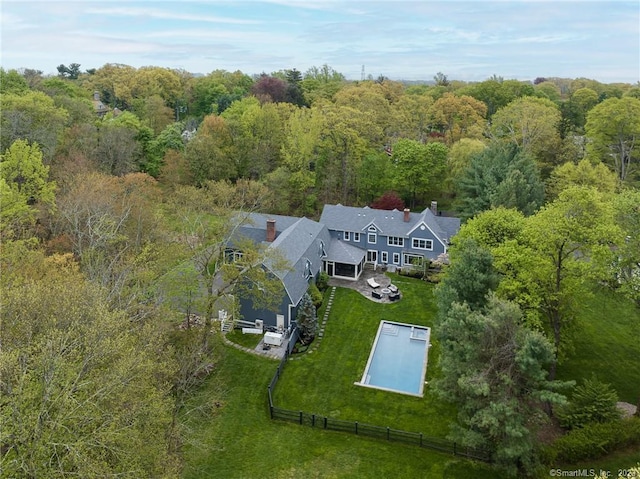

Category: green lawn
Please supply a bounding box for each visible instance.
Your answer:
[556,286,640,403]
[181,337,495,479]
[274,276,454,437]
[226,328,263,349]
[181,277,640,478]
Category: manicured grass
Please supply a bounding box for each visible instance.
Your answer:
[226,328,262,349]
[556,286,640,403]
[181,279,639,477]
[181,334,495,479]
[274,276,454,437]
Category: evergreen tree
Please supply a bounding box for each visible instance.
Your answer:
[435,296,569,475]
[456,142,544,219]
[296,292,317,344]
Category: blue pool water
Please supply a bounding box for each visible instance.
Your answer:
[356,321,430,396]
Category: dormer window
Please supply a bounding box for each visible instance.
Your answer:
[303,259,313,280]
[319,240,327,257]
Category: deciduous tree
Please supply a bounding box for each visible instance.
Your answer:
[546,158,618,199]
[585,96,640,183]
[391,139,448,208]
[0,248,179,478]
[491,96,561,174]
[0,90,69,160]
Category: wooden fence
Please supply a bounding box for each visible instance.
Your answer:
[267,346,491,463]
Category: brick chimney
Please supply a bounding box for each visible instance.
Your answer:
[430,201,438,216]
[403,208,410,222]
[266,219,276,242]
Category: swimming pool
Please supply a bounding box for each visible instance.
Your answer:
[355,321,430,397]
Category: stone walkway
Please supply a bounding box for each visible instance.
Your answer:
[290,286,336,360]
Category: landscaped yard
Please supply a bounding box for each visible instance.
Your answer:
[181,335,495,479]
[273,275,455,437]
[181,274,496,478]
[182,276,640,478]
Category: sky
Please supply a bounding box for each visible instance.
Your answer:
[1,0,639,83]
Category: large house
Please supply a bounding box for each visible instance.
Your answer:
[227,203,460,331]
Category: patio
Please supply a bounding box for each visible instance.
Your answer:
[327,266,401,303]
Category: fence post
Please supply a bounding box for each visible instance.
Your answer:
[299,411,303,425]
[355,421,358,435]
[387,427,390,440]
[420,432,423,447]
[453,442,457,456]
[324,417,327,429]
[312,414,315,427]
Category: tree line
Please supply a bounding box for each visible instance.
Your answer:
[1,62,639,476]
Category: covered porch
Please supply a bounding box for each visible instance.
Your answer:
[324,239,366,281]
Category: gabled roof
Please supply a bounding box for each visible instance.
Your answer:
[233,212,330,306]
[319,204,460,243]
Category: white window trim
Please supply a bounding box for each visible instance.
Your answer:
[403,253,424,266]
[387,236,405,247]
[303,259,313,279]
[368,233,377,244]
[344,231,350,241]
[353,232,361,242]
[319,240,327,257]
[381,251,388,263]
[412,238,433,251]
[393,253,400,265]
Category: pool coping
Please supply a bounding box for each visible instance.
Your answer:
[354,320,431,397]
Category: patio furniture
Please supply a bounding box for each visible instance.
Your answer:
[381,288,391,296]
[388,284,398,293]
[372,291,382,300]
[389,293,400,302]
[367,278,381,288]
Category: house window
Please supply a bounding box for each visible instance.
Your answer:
[381,251,388,264]
[387,236,405,247]
[303,259,313,280]
[393,253,400,265]
[319,240,327,257]
[403,253,424,267]
[353,232,361,242]
[368,225,377,232]
[225,249,243,262]
[344,231,350,241]
[412,238,433,250]
[368,233,377,244]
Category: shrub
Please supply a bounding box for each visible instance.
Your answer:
[399,267,424,279]
[541,418,640,464]
[316,272,329,292]
[557,377,621,429]
[308,283,323,309]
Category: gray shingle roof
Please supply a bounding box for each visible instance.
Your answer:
[319,204,459,243]
[327,238,367,264]
[233,212,330,306]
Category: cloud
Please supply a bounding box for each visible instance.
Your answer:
[85,6,262,25]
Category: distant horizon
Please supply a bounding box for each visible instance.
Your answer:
[2,65,636,86]
[2,1,639,84]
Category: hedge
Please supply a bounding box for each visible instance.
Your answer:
[541,418,640,465]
